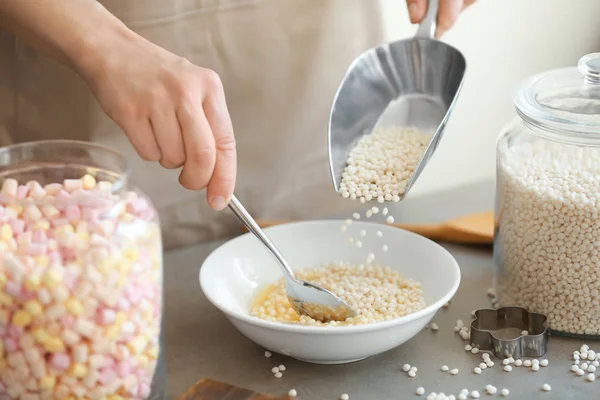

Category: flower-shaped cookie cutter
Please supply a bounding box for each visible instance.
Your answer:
[470,306,548,360]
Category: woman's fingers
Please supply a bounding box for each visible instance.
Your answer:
[120,116,162,162]
[436,0,463,38]
[406,0,427,24]
[407,0,476,38]
[150,106,186,169]
[176,102,217,194]
[463,0,477,10]
[202,72,237,210]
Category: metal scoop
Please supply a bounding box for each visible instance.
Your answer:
[328,0,466,200]
[228,195,356,322]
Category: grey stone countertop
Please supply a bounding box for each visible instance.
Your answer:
[163,180,597,399]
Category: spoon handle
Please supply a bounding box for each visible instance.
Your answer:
[415,0,438,39]
[228,195,297,279]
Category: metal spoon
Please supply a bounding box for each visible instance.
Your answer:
[328,0,466,200]
[228,195,357,322]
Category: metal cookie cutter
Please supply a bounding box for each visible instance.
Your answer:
[470,307,548,360]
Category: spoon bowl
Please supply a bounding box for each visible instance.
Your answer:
[228,195,356,322]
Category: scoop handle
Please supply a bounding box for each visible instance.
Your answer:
[415,0,438,39]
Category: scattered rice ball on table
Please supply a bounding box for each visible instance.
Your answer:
[0,176,162,399]
[338,126,433,203]
[249,262,425,326]
[495,140,600,335]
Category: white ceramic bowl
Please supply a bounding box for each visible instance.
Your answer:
[200,220,460,364]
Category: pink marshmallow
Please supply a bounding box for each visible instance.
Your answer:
[65,205,81,222]
[55,189,71,205]
[48,251,62,265]
[125,286,142,305]
[8,219,25,236]
[26,243,47,257]
[63,273,77,291]
[116,298,131,311]
[4,337,18,353]
[81,208,100,223]
[50,353,71,370]
[32,229,47,243]
[100,309,116,325]
[51,218,70,227]
[4,281,21,297]
[15,185,29,200]
[138,382,151,399]
[59,247,76,261]
[116,361,131,378]
[98,368,118,385]
[8,325,23,337]
[60,315,76,329]
[127,198,149,215]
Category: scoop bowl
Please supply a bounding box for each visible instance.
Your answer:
[200,220,461,364]
[328,0,466,200]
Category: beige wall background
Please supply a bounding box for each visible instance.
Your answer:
[379,0,600,197]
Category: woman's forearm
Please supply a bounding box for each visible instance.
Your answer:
[0,0,138,79]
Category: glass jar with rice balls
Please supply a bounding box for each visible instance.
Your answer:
[494,53,600,338]
[0,141,163,399]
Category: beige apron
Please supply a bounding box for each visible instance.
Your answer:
[0,0,386,250]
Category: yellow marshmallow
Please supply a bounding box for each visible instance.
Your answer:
[0,293,12,306]
[34,256,49,268]
[0,224,13,241]
[114,312,127,326]
[108,396,125,400]
[69,363,88,378]
[65,298,83,315]
[42,267,62,288]
[147,346,159,360]
[121,213,135,223]
[24,274,41,291]
[124,248,138,262]
[115,261,130,275]
[32,328,50,344]
[135,355,149,365]
[81,174,97,190]
[76,232,90,242]
[55,225,74,236]
[127,336,148,355]
[44,337,65,353]
[6,204,23,216]
[0,272,6,288]
[24,300,43,317]
[39,376,57,390]
[12,310,32,327]
[105,325,121,341]
[33,220,50,230]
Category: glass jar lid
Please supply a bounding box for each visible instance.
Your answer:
[514,53,600,139]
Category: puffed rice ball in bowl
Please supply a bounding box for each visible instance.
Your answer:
[200,220,460,364]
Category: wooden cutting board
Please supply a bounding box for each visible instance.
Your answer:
[178,379,290,400]
[245,211,495,245]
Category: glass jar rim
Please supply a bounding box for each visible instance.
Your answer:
[0,139,130,192]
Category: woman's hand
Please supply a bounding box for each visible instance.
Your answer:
[0,1,236,211]
[83,34,236,211]
[406,0,476,38]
